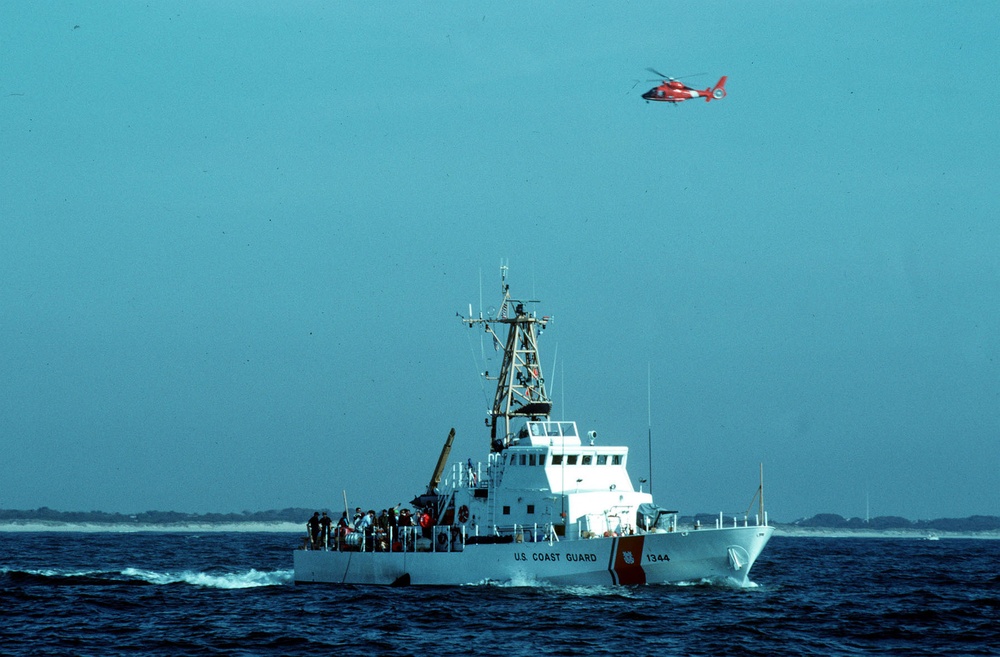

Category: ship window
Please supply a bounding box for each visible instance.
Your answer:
[530,423,543,437]
[567,454,578,465]
[612,455,622,465]
[519,454,527,465]
[527,505,535,514]
[552,454,563,465]
[559,422,576,436]
[529,454,536,466]
[597,455,607,465]
[582,455,592,465]
[546,423,560,437]
[503,506,511,515]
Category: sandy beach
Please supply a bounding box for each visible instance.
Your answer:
[0,520,303,533]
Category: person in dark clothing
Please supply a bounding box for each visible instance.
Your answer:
[307,512,321,548]
[319,512,333,547]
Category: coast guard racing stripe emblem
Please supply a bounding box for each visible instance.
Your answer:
[609,536,646,585]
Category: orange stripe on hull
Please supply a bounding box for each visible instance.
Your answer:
[610,536,646,585]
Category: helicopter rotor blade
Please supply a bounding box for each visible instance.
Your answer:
[645,68,708,82]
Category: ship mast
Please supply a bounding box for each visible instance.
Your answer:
[463,266,552,450]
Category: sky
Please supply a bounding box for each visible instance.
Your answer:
[2,1,998,523]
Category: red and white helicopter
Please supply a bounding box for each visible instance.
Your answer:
[641,68,727,104]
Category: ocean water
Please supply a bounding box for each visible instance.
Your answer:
[1,532,997,656]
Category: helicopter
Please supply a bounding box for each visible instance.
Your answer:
[641,68,727,104]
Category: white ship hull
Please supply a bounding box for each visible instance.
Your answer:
[294,525,772,587]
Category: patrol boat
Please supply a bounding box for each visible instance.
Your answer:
[294,269,773,586]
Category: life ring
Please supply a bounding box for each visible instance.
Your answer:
[419,513,432,529]
[458,505,470,523]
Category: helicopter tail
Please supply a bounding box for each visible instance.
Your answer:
[706,76,727,102]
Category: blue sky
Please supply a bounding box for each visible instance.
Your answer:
[2,1,997,522]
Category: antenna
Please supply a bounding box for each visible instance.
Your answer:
[548,342,559,402]
[647,363,653,495]
[478,268,487,366]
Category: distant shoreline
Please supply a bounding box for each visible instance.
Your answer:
[773,526,1000,540]
[2,520,999,539]
[0,520,303,533]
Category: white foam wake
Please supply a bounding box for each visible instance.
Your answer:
[121,567,293,589]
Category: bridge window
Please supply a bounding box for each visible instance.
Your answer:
[552,455,563,465]
[582,455,592,465]
[530,423,544,437]
[567,454,578,465]
[612,455,622,465]
[559,422,576,437]
[529,454,537,466]
[596,455,607,465]
[519,454,527,465]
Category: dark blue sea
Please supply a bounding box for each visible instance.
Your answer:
[1,532,997,656]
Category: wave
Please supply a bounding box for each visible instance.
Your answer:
[1,567,126,586]
[1,566,293,589]
[121,567,293,588]
[473,575,747,594]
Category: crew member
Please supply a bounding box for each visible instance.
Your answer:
[307,512,321,548]
[319,512,333,547]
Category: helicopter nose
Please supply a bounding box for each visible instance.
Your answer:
[641,90,653,100]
